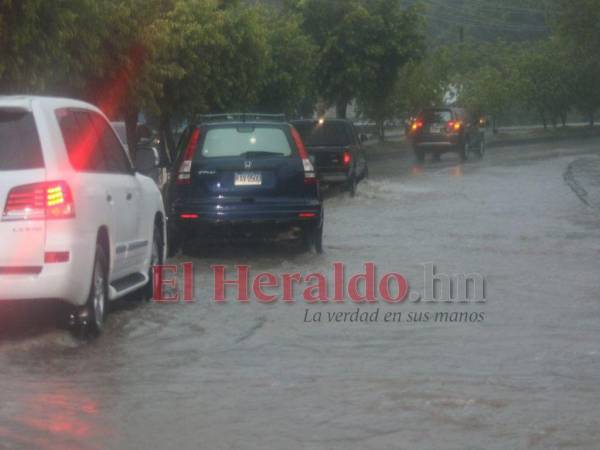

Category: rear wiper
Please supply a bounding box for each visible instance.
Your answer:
[239,151,284,158]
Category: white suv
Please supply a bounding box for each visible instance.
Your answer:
[0,96,166,335]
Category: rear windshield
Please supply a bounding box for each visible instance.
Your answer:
[0,110,44,170]
[294,122,351,146]
[419,110,453,124]
[198,126,292,159]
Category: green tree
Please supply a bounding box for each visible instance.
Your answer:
[511,39,573,128]
[355,0,425,140]
[256,9,317,116]
[157,0,270,151]
[555,0,600,125]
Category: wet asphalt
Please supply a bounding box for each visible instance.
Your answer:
[1,136,600,449]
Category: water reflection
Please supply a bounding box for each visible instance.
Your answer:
[0,384,106,450]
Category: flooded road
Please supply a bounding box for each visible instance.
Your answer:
[2,138,600,449]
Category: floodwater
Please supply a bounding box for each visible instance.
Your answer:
[1,137,600,449]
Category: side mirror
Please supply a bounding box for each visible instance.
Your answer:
[135,141,160,180]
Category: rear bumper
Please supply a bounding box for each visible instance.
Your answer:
[0,225,96,307]
[170,200,323,228]
[318,169,351,184]
[0,261,90,306]
[413,136,462,151]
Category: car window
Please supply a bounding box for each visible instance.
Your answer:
[0,109,44,170]
[57,109,106,172]
[293,122,352,146]
[198,126,292,159]
[89,112,131,174]
[420,110,452,124]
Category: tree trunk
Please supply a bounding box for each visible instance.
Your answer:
[336,99,347,119]
[124,108,139,159]
[539,109,547,130]
[560,112,567,127]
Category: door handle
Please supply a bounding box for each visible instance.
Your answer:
[126,193,133,200]
[106,194,112,203]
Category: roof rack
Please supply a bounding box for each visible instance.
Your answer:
[199,113,286,123]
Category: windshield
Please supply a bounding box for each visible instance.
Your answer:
[0,110,44,170]
[198,126,292,159]
[294,122,351,146]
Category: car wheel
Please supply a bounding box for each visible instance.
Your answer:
[362,165,369,180]
[144,224,163,301]
[315,224,324,254]
[167,223,180,257]
[414,148,425,163]
[348,175,357,197]
[302,222,323,254]
[78,244,108,337]
[459,142,469,161]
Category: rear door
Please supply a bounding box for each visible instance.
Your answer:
[293,121,351,172]
[190,125,305,203]
[419,109,454,142]
[0,108,46,269]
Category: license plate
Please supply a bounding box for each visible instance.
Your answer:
[234,172,262,186]
[430,125,442,133]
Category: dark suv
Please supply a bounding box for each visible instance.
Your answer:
[290,119,368,196]
[167,114,324,253]
[409,107,485,163]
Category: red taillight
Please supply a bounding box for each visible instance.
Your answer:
[177,128,201,185]
[2,181,75,221]
[342,150,352,166]
[411,121,423,132]
[448,121,462,132]
[180,213,199,219]
[299,212,316,218]
[291,126,317,183]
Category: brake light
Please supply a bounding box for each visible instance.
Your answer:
[177,128,201,184]
[2,181,75,221]
[291,127,317,183]
[448,121,462,132]
[299,212,316,218]
[342,150,352,166]
[180,213,199,219]
[411,121,423,132]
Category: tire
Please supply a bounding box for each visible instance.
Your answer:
[459,142,469,162]
[302,223,324,254]
[414,148,425,164]
[361,165,369,181]
[167,223,180,257]
[144,224,163,301]
[348,175,357,197]
[314,223,323,254]
[79,244,108,337]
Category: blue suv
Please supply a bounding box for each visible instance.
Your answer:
[167,115,324,253]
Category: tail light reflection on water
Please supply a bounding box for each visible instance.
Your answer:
[0,386,106,450]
